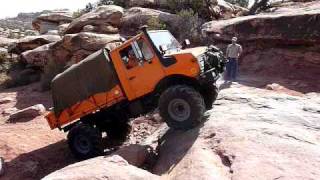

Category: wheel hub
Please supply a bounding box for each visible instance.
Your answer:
[168,98,191,122]
[74,135,91,154]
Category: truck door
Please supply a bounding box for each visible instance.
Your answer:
[117,36,165,100]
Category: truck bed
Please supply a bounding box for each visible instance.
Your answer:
[46,85,126,129]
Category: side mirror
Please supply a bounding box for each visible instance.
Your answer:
[184,39,190,46]
[159,45,168,54]
[120,37,126,42]
[182,39,190,49]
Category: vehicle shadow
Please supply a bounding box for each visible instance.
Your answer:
[3,140,76,180]
[219,81,232,90]
[152,115,209,175]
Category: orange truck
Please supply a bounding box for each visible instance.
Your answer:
[45,27,226,159]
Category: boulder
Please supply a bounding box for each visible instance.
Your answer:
[46,30,59,35]
[121,7,178,35]
[64,5,124,34]
[34,32,122,90]
[0,37,17,48]
[21,43,54,67]
[0,47,8,57]
[215,0,249,18]
[124,0,247,20]
[202,9,320,43]
[113,144,152,167]
[202,8,320,92]
[8,35,61,54]
[42,155,160,180]
[61,32,121,52]
[8,104,46,122]
[32,11,73,34]
[21,32,121,67]
[58,23,70,35]
[0,97,14,104]
[1,107,18,116]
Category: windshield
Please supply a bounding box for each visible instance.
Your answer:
[148,30,181,52]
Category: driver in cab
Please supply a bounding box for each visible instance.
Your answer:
[126,50,139,69]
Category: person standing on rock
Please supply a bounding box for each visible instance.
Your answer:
[226,37,243,81]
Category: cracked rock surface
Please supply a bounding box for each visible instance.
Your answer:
[153,81,320,180]
[1,81,319,180]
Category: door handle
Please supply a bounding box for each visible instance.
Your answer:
[129,76,136,80]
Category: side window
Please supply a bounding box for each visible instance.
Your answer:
[120,45,139,69]
[137,38,154,61]
[119,38,154,69]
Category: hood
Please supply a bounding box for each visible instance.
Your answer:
[166,46,207,57]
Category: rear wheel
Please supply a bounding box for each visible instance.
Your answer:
[159,85,205,130]
[67,123,103,160]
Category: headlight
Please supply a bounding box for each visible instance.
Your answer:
[196,54,206,73]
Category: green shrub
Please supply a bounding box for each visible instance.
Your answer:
[147,17,167,30]
[225,0,249,8]
[96,0,126,8]
[172,9,203,44]
[0,61,41,89]
[167,0,203,13]
[73,0,126,18]
[73,9,86,18]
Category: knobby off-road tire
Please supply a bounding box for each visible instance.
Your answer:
[67,123,103,160]
[204,85,219,110]
[159,85,206,130]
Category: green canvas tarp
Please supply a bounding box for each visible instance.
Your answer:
[52,49,120,116]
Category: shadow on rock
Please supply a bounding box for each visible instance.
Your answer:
[3,140,76,180]
[152,125,201,175]
[219,81,232,90]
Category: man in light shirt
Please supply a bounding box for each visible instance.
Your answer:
[226,37,243,81]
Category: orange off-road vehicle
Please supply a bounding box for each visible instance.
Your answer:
[46,27,226,159]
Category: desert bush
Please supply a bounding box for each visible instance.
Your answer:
[225,0,249,7]
[97,0,125,6]
[0,60,39,89]
[172,9,203,44]
[167,0,203,13]
[73,0,126,18]
[147,17,167,30]
[166,0,214,20]
[73,10,85,18]
[0,53,7,65]
[73,3,94,18]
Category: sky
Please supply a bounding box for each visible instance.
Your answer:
[0,0,94,18]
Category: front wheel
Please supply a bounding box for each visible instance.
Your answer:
[67,123,103,160]
[159,85,206,130]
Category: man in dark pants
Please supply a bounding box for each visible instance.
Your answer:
[226,37,243,81]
